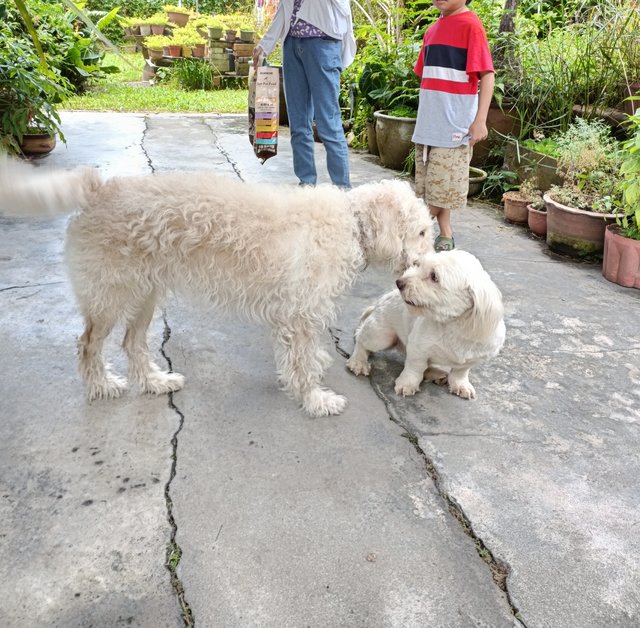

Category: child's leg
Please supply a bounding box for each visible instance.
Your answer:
[419,145,471,251]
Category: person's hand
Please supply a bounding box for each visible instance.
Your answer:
[468,119,488,146]
[252,45,265,69]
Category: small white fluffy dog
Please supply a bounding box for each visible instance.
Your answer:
[347,250,505,399]
[0,159,434,417]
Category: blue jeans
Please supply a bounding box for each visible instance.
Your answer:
[282,36,351,189]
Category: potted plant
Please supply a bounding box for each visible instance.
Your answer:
[239,23,255,43]
[543,118,624,258]
[163,5,190,28]
[147,12,170,35]
[0,31,70,156]
[519,178,547,238]
[144,34,170,61]
[206,20,225,41]
[602,111,640,288]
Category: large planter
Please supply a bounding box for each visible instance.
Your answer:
[544,193,621,258]
[373,110,416,171]
[20,132,56,156]
[602,224,640,288]
[471,99,521,167]
[366,120,379,156]
[503,143,563,193]
[527,204,547,238]
[468,166,487,197]
[502,191,529,224]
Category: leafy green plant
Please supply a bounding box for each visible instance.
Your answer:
[163,4,189,15]
[171,57,215,91]
[481,167,519,200]
[144,34,171,50]
[550,117,624,213]
[618,111,640,239]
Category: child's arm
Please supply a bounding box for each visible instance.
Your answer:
[468,70,495,146]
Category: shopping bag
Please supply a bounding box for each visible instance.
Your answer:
[248,64,279,163]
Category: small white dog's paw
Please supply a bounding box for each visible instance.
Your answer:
[449,381,476,399]
[87,374,128,401]
[141,371,185,395]
[346,356,370,376]
[303,388,347,417]
[394,374,421,396]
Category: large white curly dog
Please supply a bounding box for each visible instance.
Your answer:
[347,250,505,400]
[0,159,433,416]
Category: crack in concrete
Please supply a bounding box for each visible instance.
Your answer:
[0,281,63,292]
[160,311,195,627]
[142,115,155,174]
[206,117,244,181]
[329,327,527,626]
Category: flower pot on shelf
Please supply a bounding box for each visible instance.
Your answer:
[239,30,255,43]
[192,43,206,58]
[167,44,182,58]
[502,191,529,224]
[208,27,223,40]
[150,24,165,35]
[468,166,487,197]
[373,110,416,171]
[602,224,640,288]
[166,11,189,28]
[544,193,621,258]
[527,204,547,238]
[225,29,237,42]
[147,47,163,61]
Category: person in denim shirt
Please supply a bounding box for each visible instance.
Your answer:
[253,0,356,189]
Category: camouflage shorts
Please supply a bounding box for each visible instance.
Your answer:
[414,144,471,211]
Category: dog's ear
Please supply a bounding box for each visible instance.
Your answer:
[467,271,504,340]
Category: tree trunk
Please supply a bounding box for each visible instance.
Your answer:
[493,0,519,71]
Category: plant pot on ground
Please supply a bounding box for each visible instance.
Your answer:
[544,118,625,258]
[468,166,487,197]
[502,190,530,224]
[602,110,640,288]
[20,128,56,157]
[373,108,416,171]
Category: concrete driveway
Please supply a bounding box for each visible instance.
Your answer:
[0,112,638,628]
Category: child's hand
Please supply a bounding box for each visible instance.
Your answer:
[468,120,488,146]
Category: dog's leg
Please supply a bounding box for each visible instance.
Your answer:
[447,367,475,399]
[272,320,346,417]
[346,316,398,377]
[394,345,430,397]
[78,315,127,400]
[122,295,185,396]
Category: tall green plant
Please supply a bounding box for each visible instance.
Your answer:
[618,111,640,239]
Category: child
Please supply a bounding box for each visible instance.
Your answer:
[412,0,495,251]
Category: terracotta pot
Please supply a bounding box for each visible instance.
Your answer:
[602,224,640,288]
[147,47,163,61]
[544,193,622,258]
[225,29,237,43]
[502,191,529,224]
[527,204,547,238]
[150,24,165,35]
[167,44,182,58]
[20,132,56,156]
[192,44,206,58]
[166,11,189,28]
[373,110,416,171]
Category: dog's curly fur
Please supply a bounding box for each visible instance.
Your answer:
[347,250,505,400]
[0,159,434,416]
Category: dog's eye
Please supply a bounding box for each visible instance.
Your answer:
[430,270,438,283]
[419,229,426,237]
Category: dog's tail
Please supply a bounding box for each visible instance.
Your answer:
[0,156,102,217]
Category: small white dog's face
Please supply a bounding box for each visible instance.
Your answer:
[396,250,504,337]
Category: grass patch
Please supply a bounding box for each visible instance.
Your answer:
[62,52,247,114]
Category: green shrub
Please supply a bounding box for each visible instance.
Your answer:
[173,58,215,90]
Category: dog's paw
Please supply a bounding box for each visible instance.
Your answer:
[141,371,185,395]
[346,356,370,376]
[449,381,476,399]
[87,375,128,401]
[303,388,347,417]
[394,374,420,396]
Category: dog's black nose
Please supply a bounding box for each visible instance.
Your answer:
[396,278,405,291]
